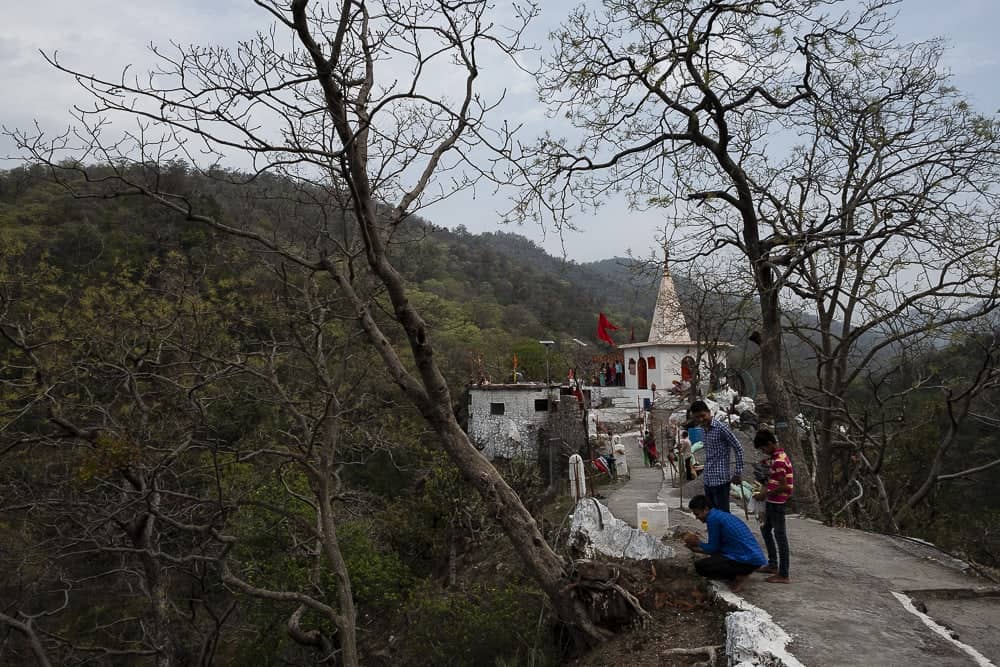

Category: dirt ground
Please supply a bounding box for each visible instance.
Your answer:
[566,558,729,667]
[569,596,728,667]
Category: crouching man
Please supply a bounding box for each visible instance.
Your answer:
[682,494,766,592]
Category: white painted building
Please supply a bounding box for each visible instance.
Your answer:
[619,261,727,392]
[466,383,559,459]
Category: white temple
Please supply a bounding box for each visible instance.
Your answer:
[619,259,725,392]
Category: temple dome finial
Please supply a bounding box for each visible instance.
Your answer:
[648,245,691,344]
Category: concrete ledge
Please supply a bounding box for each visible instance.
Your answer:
[891,591,995,667]
[713,586,805,667]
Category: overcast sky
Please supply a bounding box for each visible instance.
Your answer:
[2,1,997,262]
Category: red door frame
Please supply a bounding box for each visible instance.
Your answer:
[681,355,695,382]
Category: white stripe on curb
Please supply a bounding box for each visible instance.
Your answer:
[890,591,995,667]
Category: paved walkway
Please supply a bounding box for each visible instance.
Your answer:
[606,465,1000,666]
[604,464,668,527]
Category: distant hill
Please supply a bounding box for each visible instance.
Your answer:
[391,221,660,345]
[0,165,887,391]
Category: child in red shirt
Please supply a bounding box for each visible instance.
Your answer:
[753,429,793,583]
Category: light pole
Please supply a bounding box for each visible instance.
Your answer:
[538,340,555,384]
[568,338,587,384]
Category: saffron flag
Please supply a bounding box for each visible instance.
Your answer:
[597,312,619,347]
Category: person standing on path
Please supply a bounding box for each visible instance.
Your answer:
[753,429,793,584]
[690,400,744,512]
[682,494,767,592]
[642,431,659,466]
[678,429,695,480]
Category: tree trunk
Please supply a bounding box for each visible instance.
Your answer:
[317,478,359,667]
[758,287,821,516]
[124,478,183,667]
[433,414,612,647]
[329,265,613,649]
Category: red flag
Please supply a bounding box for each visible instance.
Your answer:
[597,312,618,347]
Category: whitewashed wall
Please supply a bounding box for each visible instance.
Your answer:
[467,385,554,459]
[622,345,725,391]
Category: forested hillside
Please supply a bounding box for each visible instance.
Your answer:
[0,165,669,665]
[0,164,660,373]
[2,164,997,666]
[6,0,1000,663]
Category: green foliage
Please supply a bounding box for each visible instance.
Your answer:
[339,521,414,611]
[384,449,488,576]
[512,338,549,381]
[401,580,551,667]
[76,433,139,481]
[0,164,651,663]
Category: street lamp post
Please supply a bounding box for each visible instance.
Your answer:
[538,340,555,384]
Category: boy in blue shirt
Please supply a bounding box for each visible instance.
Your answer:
[682,494,767,592]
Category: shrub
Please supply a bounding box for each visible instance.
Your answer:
[400,580,554,666]
[338,521,414,611]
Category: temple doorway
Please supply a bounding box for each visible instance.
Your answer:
[681,355,695,382]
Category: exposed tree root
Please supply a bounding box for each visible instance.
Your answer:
[661,644,723,666]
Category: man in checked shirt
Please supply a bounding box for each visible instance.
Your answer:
[690,400,744,512]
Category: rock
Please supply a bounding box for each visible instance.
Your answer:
[569,498,675,560]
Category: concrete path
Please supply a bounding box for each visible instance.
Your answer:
[658,479,1000,666]
[604,464,668,528]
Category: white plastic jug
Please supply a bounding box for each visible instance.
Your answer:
[636,502,669,537]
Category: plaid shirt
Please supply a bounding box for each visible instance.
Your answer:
[702,417,744,486]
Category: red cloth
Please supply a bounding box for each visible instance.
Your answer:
[644,442,659,460]
[597,312,619,346]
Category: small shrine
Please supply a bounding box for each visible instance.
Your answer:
[619,259,726,392]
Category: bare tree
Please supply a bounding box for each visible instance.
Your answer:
[820,326,1000,533]
[510,0,905,511]
[673,257,758,396]
[511,0,1000,514]
[0,250,240,665]
[769,35,1000,502]
[10,0,614,647]
[894,334,1000,523]
[0,226,426,664]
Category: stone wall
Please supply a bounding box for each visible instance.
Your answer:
[537,393,588,486]
[467,384,554,460]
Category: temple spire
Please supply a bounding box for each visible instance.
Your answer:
[647,249,691,344]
